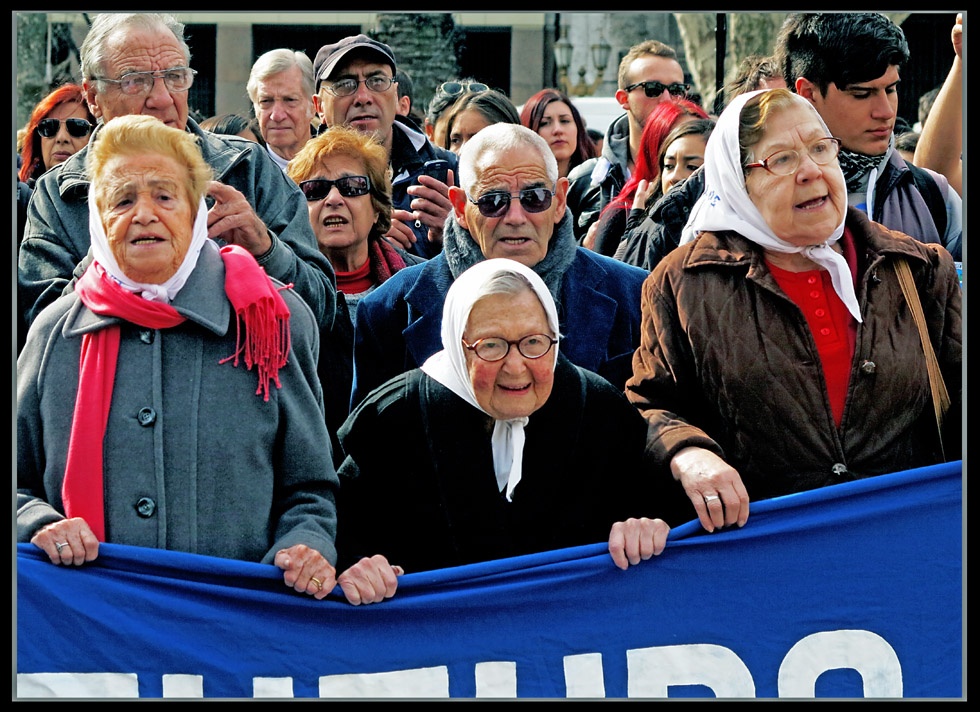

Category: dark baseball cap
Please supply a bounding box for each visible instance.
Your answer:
[314,34,396,89]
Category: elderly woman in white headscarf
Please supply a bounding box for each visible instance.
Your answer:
[17,115,340,600]
[626,88,961,534]
[334,258,672,605]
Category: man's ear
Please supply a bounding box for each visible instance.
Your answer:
[397,95,411,117]
[795,77,817,102]
[614,88,630,112]
[552,177,570,224]
[449,186,469,229]
[83,79,103,120]
[312,92,327,122]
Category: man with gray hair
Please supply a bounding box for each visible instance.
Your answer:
[19,13,336,332]
[349,122,648,407]
[247,48,317,170]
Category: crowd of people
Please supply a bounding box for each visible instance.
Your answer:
[17,12,962,607]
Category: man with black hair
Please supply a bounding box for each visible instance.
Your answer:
[626,12,961,272]
[773,12,960,260]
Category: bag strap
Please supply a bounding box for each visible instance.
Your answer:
[893,257,950,454]
[905,162,948,238]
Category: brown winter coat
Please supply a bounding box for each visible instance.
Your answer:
[626,207,961,502]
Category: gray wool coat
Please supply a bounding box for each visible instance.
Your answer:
[17,245,339,566]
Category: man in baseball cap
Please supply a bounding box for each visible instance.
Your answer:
[312,33,457,259]
[314,34,396,90]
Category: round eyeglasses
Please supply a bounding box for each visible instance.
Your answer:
[467,187,555,218]
[324,75,394,97]
[746,137,842,177]
[37,118,92,139]
[462,334,558,362]
[94,67,197,96]
[299,176,371,201]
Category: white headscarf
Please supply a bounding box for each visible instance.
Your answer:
[680,89,861,322]
[88,189,214,303]
[421,258,561,502]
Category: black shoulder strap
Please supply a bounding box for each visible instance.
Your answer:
[905,162,947,237]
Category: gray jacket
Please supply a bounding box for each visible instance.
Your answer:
[17,246,339,566]
[18,117,337,331]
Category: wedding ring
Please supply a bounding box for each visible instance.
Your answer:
[310,577,323,592]
[704,494,720,503]
[55,542,68,551]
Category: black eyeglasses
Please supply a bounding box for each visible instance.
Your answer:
[37,118,93,139]
[468,187,555,218]
[299,176,372,201]
[624,80,690,98]
[746,137,842,176]
[462,334,558,362]
[325,75,394,97]
[94,67,197,96]
[438,81,489,97]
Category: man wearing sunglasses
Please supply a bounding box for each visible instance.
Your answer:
[312,34,458,260]
[19,13,337,337]
[566,39,687,246]
[349,123,648,409]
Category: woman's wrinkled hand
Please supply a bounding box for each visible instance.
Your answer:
[671,446,750,533]
[31,517,100,566]
[338,555,404,606]
[274,544,337,601]
[608,517,670,570]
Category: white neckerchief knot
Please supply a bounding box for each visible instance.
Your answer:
[492,417,529,500]
[421,258,561,503]
[680,90,862,322]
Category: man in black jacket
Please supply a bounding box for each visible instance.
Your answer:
[312,34,458,259]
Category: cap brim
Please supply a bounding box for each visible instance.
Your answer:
[318,45,396,85]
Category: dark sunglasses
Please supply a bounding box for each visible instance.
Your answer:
[438,81,489,96]
[468,187,554,218]
[299,176,371,202]
[37,117,93,139]
[625,80,690,98]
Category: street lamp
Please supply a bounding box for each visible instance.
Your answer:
[554,25,612,97]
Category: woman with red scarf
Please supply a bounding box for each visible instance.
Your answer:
[17,115,340,600]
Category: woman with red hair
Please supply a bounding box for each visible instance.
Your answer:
[18,83,95,186]
[520,88,597,178]
[17,84,96,353]
[590,97,708,257]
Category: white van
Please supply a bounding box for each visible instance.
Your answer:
[570,96,625,136]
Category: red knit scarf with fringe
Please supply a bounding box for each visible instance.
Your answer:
[62,244,290,541]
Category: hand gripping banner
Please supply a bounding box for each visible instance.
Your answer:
[16,461,963,699]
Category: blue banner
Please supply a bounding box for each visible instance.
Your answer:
[16,461,963,699]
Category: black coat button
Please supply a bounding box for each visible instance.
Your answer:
[859,360,877,374]
[137,408,157,426]
[135,497,156,518]
[139,330,154,344]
